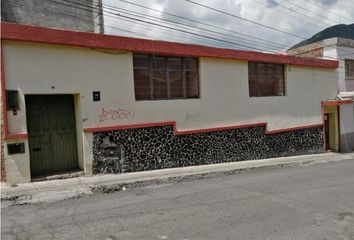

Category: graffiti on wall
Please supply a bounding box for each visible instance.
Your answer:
[98,107,135,122]
[185,112,206,125]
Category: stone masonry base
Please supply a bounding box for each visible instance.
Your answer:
[93,125,323,174]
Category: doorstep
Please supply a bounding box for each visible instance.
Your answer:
[31,170,85,182]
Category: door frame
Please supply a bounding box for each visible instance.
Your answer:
[324,113,330,151]
[322,105,340,152]
[73,94,84,171]
[25,94,83,178]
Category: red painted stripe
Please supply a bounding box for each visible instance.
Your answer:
[1,121,323,141]
[174,122,266,135]
[83,121,323,136]
[4,132,28,140]
[1,46,8,132]
[83,121,176,133]
[321,100,353,106]
[0,45,7,181]
[321,106,326,152]
[1,22,338,69]
[1,44,10,140]
[266,124,323,135]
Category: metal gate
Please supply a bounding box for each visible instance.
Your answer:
[26,95,79,177]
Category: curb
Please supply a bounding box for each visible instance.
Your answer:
[1,152,354,207]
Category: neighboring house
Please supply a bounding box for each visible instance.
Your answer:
[1,22,346,184]
[1,0,104,33]
[288,37,354,152]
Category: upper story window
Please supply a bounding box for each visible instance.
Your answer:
[248,62,285,97]
[345,59,354,79]
[133,54,199,100]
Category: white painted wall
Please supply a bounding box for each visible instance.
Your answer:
[338,46,354,92]
[2,41,339,183]
[339,104,354,152]
[4,139,31,183]
[340,104,354,135]
[323,44,354,92]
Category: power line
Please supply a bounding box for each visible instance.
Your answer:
[13,0,345,83]
[106,0,293,50]
[110,0,353,56]
[18,1,201,50]
[70,0,354,64]
[182,0,354,58]
[105,2,325,54]
[50,0,274,51]
[106,16,250,49]
[304,0,353,23]
[114,0,295,48]
[50,0,351,70]
[281,0,346,25]
[62,0,286,51]
[265,0,331,27]
[102,3,285,51]
[44,0,203,44]
[109,0,354,58]
[331,0,354,8]
[251,0,324,31]
[184,0,310,39]
[116,14,273,52]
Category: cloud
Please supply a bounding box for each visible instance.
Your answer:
[266,0,281,8]
[320,0,338,5]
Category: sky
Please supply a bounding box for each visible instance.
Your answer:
[102,0,354,53]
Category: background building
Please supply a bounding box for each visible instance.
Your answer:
[288,24,354,153]
[1,0,104,33]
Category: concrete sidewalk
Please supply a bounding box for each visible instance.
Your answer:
[1,152,354,207]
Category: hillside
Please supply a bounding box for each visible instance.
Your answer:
[290,23,354,49]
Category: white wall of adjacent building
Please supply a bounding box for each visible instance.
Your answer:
[322,38,354,152]
[323,39,354,92]
[338,46,354,92]
[2,41,338,183]
[339,104,354,152]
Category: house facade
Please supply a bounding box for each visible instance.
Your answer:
[288,37,354,152]
[1,23,345,184]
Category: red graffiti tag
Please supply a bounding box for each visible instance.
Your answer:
[98,108,134,122]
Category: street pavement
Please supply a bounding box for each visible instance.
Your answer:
[2,158,354,240]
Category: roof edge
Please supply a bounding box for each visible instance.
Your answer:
[1,22,338,69]
[289,37,354,52]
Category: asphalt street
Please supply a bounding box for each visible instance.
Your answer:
[2,159,354,240]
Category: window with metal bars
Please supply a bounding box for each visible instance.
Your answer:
[345,59,354,79]
[248,62,285,97]
[133,54,199,100]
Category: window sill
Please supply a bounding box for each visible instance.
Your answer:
[345,77,354,81]
[249,95,286,98]
[135,97,200,101]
